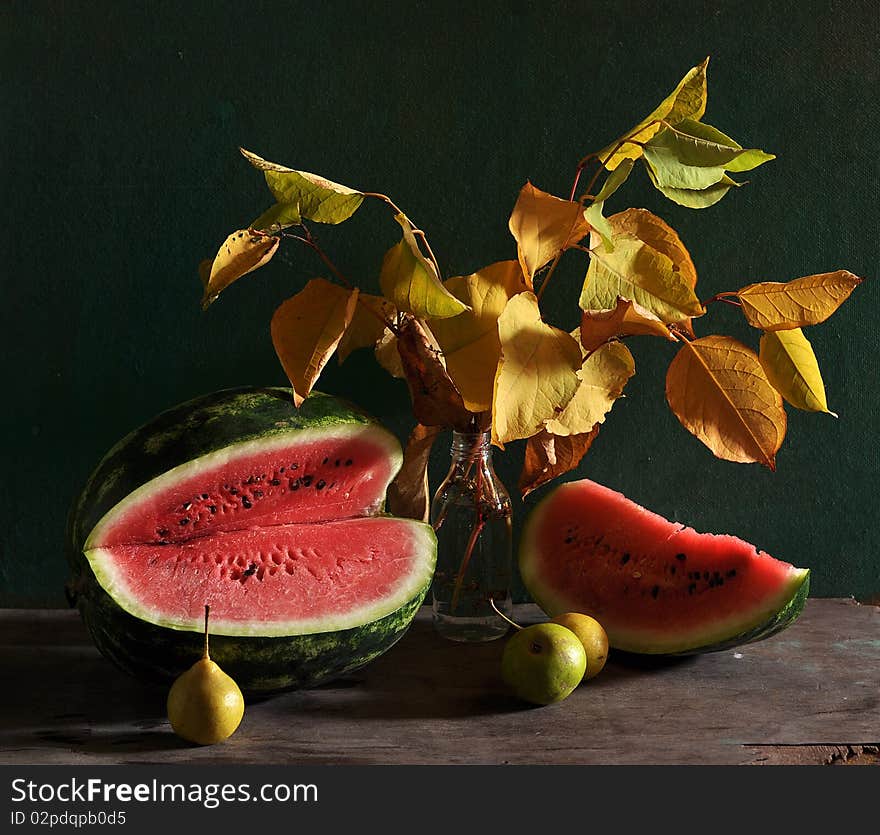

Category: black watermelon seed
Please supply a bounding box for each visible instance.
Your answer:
[290,463,299,470]
[208,505,217,514]
[253,490,264,498]
[243,563,257,578]
[335,459,341,467]
[727,569,737,578]
[201,493,209,500]
[651,585,660,599]
[675,553,687,561]
[703,571,709,580]
[564,536,574,544]
[302,475,313,486]
[316,480,326,490]
[620,553,631,565]
[329,482,337,489]
[279,467,286,473]
[345,459,353,466]
[241,497,252,509]
[229,487,238,495]
[708,578,715,588]
[289,478,300,491]
[269,478,280,486]
[157,528,169,537]
[179,519,189,526]
[670,565,676,575]
[183,502,192,511]
[717,578,724,586]
[688,583,696,594]
[322,457,329,465]
[245,476,255,485]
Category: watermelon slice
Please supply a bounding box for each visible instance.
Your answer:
[520,478,809,655]
[67,387,436,694]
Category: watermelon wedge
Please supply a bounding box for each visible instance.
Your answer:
[520,478,809,655]
[67,387,436,694]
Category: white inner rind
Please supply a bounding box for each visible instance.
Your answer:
[85,519,436,637]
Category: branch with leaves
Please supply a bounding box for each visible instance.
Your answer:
[199,57,863,521]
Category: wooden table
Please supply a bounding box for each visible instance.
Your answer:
[1,600,877,765]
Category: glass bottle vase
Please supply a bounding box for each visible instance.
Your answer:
[430,430,513,642]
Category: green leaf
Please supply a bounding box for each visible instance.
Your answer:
[380,214,468,319]
[592,158,635,202]
[250,201,301,232]
[580,235,704,324]
[646,119,775,171]
[239,147,364,225]
[759,328,835,415]
[645,163,741,208]
[584,201,613,251]
[596,58,709,171]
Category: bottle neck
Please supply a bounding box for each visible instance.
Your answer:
[450,430,492,463]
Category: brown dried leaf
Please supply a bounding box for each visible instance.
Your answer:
[386,424,443,523]
[270,279,358,407]
[202,229,279,309]
[396,317,473,431]
[519,427,600,498]
[665,335,787,469]
[736,271,864,331]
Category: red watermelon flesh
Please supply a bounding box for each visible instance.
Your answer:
[520,478,810,654]
[85,517,436,636]
[88,429,398,548]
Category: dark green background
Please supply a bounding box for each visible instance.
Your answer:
[3,0,878,606]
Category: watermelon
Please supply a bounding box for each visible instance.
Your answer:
[66,386,436,694]
[520,478,809,655]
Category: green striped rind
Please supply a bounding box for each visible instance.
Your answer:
[78,563,432,695]
[670,571,810,656]
[66,386,385,560]
[520,486,811,656]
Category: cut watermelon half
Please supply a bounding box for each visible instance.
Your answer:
[67,387,436,693]
[520,478,809,655]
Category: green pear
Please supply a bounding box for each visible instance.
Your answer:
[501,622,587,705]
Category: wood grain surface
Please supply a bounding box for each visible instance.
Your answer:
[1,599,877,765]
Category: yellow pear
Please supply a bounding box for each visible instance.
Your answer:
[167,606,245,745]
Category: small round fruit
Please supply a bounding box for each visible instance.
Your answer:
[501,623,587,705]
[551,612,609,681]
[167,657,245,745]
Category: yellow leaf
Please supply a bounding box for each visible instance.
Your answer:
[580,297,674,352]
[759,328,835,415]
[428,260,527,412]
[270,279,358,407]
[581,234,704,324]
[386,424,443,523]
[202,230,279,309]
[665,335,786,469]
[519,427,600,498]
[736,271,864,331]
[337,294,395,363]
[374,328,405,379]
[508,182,591,286]
[380,214,467,319]
[609,208,697,289]
[491,293,582,445]
[597,58,709,171]
[396,318,473,430]
[545,341,635,436]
